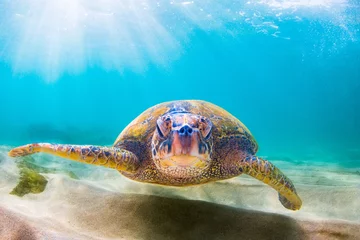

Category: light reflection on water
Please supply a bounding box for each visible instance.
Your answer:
[0,0,356,81]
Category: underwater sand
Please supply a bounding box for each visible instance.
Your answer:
[0,146,359,240]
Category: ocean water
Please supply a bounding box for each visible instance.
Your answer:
[0,1,360,239]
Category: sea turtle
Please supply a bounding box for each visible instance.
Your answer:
[8,100,302,210]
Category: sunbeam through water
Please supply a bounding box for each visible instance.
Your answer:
[0,0,357,81]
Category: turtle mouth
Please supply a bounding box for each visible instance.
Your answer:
[160,155,209,168]
[157,155,211,178]
[155,135,211,178]
[152,129,212,178]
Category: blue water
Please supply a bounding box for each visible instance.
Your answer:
[1,1,359,166]
[1,2,360,238]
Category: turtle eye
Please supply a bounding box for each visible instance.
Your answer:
[156,124,165,138]
[202,128,212,140]
[199,117,212,140]
[156,117,171,138]
[205,129,212,139]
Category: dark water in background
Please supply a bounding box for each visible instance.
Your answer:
[0,0,359,166]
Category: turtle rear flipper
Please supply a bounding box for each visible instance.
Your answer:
[241,156,302,211]
[9,143,140,173]
[278,194,297,210]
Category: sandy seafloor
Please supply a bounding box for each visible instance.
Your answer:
[0,146,359,240]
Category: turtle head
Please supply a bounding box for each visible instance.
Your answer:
[151,112,213,178]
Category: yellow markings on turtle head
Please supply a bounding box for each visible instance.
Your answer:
[184,114,189,124]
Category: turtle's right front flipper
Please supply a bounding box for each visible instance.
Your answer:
[240,156,302,211]
[8,143,139,173]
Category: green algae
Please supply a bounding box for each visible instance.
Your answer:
[10,167,48,197]
[10,155,79,197]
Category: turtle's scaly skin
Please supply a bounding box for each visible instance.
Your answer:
[8,100,302,210]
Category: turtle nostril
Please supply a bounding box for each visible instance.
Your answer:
[179,127,185,134]
[179,125,193,135]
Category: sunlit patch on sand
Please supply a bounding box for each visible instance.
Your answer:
[0,146,359,238]
[0,0,356,81]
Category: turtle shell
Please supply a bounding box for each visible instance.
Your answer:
[114,100,258,158]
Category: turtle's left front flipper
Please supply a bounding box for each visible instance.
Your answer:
[8,143,140,173]
[240,156,302,210]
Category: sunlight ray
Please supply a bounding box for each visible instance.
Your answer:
[0,0,354,82]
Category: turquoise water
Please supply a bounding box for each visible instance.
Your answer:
[1,1,360,238]
[1,1,359,167]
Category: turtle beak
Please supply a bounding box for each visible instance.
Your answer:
[159,125,210,167]
[172,125,195,156]
[152,113,213,178]
[154,125,211,177]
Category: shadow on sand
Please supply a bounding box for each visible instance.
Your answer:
[72,194,305,240]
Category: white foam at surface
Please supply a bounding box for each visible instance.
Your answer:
[261,0,348,8]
